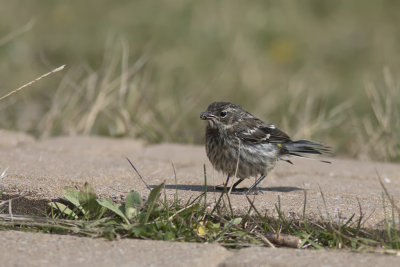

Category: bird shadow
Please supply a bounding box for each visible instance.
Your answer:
[151,184,304,193]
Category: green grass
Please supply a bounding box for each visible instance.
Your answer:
[0,1,400,161]
[1,178,400,252]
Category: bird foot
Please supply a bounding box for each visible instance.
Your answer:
[245,188,263,195]
[215,186,262,195]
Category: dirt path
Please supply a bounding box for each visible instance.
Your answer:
[1,130,400,266]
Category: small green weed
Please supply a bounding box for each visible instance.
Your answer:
[46,183,245,243]
[1,178,399,252]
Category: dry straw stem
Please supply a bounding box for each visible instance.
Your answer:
[0,19,35,47]
[228,138,242,195]
[0,65,66,102]
[265,233,302,248]
[126,157,151,191]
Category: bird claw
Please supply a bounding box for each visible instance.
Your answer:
[215,186,262,195]
[245,188,263,195]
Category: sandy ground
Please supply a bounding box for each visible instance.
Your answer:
[1,130,400,266]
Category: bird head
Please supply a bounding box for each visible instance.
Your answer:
[200,102,246,130]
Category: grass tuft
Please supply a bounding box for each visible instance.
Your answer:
[1,178,399,252]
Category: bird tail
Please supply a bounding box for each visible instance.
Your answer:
[283,140,332,162]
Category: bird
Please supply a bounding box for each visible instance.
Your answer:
[200,101,331,193]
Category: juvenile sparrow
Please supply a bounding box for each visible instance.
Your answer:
[200,101,331,193]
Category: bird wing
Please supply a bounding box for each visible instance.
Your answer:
[234,118,291,144]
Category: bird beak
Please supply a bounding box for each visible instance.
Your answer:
[200,111,216,120]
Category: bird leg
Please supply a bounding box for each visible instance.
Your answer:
[223,178,246,193]
[216,174,266,194]
[216,175,231,192]
[223,174,231,187]
[216,175,245,192]
[231,178,245,191]
[227,175,266,195]
[246,174,266,193]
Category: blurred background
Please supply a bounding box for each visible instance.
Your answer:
[0,0,399,161]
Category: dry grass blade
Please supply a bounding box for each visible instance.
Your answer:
[0,19,35,47]
[0,167,8,179]
[318,184,331,221]
[265,233,302,248]
[0,193,30,208]
[377,171,400,214]
[229,138,241,195]
[203,164,207,204]
[0,214,100,235]
[168,202,198,221]
[126,157,151,191]
[0,65,66,102]
[255,232,276,248]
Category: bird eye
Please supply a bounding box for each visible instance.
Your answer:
[220,111,227,118]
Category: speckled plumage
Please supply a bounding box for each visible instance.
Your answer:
[200,102,331,192]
